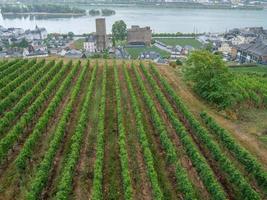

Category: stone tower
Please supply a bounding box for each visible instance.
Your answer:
[96,18,107,52]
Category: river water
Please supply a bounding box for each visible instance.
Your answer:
[0,5,267,34]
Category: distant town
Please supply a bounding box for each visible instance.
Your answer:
[0,18,267,65]
[1,0,266,10]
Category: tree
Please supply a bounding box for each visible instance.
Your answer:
[204,42,213,52]
[184,51,234,109]
[68,32,74,39]
[112,20,127,44]
[12,38,28,48]
[176,59,183,65]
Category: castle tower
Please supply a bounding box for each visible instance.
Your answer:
[96,18,108,52]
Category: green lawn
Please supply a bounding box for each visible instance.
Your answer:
[125,45,171,59]
[154,38,202,48]
[230,66,267,75]
[73,38,85,50]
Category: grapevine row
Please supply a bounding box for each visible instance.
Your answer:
[91,63,107,200]
[0,61,74,164]
[200,111,267,192]
[26,61,84,200]
[148,64,260,200]
[0,59,19,73]
[15,61,86,171]
[0,61,64,135]
[0,60,55,115]
[0,60,29,84]
[114,63,133,200]
[139,63,227,200]
[55,62,98,200]
[0,59,28,80]
[131,63,197,200]
[0,59,44,99]
[123,64,163,200]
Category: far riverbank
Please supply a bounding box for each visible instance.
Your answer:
[1,12,85,16]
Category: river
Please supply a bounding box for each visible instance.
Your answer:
[0,5,267,34]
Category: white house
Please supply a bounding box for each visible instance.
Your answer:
[83,35,96,53]
[218,42,232,54]
[25,26,48,41]
[230,35,255,46]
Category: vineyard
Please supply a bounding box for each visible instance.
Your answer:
[0,58,266,200]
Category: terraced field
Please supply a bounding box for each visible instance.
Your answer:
[0,59,266,200]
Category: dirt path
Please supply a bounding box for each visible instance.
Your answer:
[72,64,102,200]
[157,65,267,168]
[119,64,153,200]
[102,65,124,200]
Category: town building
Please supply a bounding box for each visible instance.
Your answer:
[84,35,96,53]
[127,25,152,46]
[95,18,108,52]
[25,26,48,41]
[218,42,233,54]
[65,49,83,58]
[236,40,267,64]
[23,49,48,58]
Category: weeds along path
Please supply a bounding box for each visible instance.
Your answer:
[114,63,134,200]
[102,64,124,200]
[118,64,154,200]
[72,61,103,199]
[91,64,107,200]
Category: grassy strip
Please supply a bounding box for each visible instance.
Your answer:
[0,61,64,135]
[123,64,163,200]
[0,61,73,164]
[125,46,170,59]
[0,60,55,115]
[114,62,134,200]
[55,62,98,199]
[132,63,197,200]
[148,64,261,200]
[91,63,107,200]
[26,61,85,199]
[140,63,227,200]
[200,111,267,193]
[155,38,202,48]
